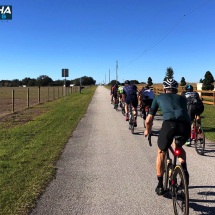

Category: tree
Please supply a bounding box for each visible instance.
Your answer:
[199,78,203,83]
[163,77,167,81]
[202,71,214,91]
[28,78,37,86]
[130,80,139,84]
[21,77,31,86]
[165,67,174,79]
[36,75,53,86]
[11,79,21,87]
[147,77,153,86]
[109,80,120,85]
[180,77,186,86]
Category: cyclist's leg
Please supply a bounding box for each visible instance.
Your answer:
[142,100,147,119]
[132,95,138,126]
[125,95,130,120]
[196,104,204,124]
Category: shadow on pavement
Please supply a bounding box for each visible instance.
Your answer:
[189,186,215,214]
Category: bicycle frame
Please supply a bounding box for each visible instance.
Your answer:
[191,118,203,141]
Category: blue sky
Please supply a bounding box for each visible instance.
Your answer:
[0,0,214,84]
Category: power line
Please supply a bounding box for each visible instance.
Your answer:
[120,0,212,69]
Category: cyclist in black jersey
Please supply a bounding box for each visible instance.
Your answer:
[181,84,204,145]
[144,79,191,196]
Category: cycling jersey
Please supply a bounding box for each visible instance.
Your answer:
[181,91,203,105]
[118,86,124,94]
[141,89,154,100]
[149,93,191,124]
[123,84,137,95]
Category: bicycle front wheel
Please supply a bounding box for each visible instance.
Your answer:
[172,165,189,215]
[194,124,205,155]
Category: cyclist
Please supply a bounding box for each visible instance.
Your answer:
[139,86,154,119]
[122,80,141,127]
[181,84,204,146]
[144,79,191,196]
[113,84,119,109]
[118,83,125,107]
[110,84,115,104]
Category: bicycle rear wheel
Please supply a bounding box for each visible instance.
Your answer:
[130,111,134,134]
[172,165,189,215]
[194,124,205,155]
[164,155,172,192]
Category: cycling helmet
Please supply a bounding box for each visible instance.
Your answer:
[185,85,193,92]
[144,86,149,89]
[163,79,178,89]
[115,84,118,88]
[125,80,130,85]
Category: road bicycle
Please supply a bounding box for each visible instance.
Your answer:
[128,100,134,134]
[140,106,149,128]
[148,134,189,215]
[121,102,125,115]
[191,117,205,155]
[115,98,119,111]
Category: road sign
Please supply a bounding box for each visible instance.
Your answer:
[62,69,69,77]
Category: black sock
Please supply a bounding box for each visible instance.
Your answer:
[134,117,137,121]
[157,175,163,188]
[181,162,187,171]
[126,113,128,117]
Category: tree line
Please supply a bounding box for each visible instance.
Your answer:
[108,67,214,91]
[0,75,96,87]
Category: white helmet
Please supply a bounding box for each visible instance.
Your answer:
[163,79,178,89]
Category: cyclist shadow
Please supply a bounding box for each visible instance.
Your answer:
[163,186,215,214]
[189,186,215,214]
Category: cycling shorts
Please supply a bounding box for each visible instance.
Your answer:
[158,121,191,151]
[142,99,153,108]
[125,94,138,108]
[188,104,204,121]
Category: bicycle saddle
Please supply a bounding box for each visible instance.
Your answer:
[174,136,184,145]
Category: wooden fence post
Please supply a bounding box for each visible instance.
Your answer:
[58,87,59,98]
[62,86,63,97]
[47,87,49,101]
[12,89,14,113]
[213,92,215,106]
[53,87,55,100]
[38,86,40,104]
[27,88,29,108]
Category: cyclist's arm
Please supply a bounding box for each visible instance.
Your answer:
[144,96,159,136]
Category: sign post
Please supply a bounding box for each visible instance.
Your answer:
[62,69,69,101]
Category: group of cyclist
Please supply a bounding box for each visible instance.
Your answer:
[110,79,204,196]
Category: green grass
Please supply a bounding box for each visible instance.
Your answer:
[0,86,97,215]
[201,104,215,142]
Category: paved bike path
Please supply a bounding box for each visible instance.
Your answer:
[31,86,215,215]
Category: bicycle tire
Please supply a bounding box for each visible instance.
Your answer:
[194,124,205,155]
[131,112,134,134]
[172,165,189,215]
[164,155,172,192]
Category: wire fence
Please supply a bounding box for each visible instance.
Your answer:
[0,85,91,117]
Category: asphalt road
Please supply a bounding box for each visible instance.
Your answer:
[31,86,215,215]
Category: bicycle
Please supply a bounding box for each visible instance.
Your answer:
[121,102,125,115]
[148,134,189,215]
[140,106,149,128]
[128,100,134,134]
[115,98,119,111]
[191,117,205,155]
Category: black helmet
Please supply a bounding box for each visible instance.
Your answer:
[185,85,193,92]
[144,86,149,89]
[125,80,130,85]
[115,84,118,87]
[163,79,178,89]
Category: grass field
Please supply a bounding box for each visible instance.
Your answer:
[0,86,82,117]
[0,86,97,215]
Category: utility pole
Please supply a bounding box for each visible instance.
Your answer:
[109,69,110,84]
[116,61,118,84]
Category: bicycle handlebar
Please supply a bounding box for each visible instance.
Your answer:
[148,133,152,147]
